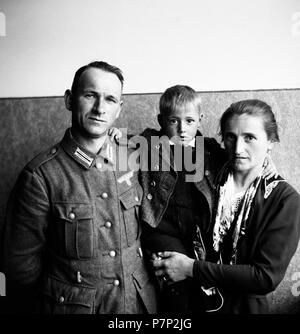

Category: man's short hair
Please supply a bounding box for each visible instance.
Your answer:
[71,61,124,94]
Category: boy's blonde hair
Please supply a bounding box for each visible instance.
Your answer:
[159,85,201,116]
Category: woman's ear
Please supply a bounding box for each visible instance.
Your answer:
[267,142,274,154]
[64,89,73,111]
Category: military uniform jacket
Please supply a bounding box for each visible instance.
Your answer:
[3,129,157,314]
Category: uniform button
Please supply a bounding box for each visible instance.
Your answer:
[150,180,156,187]
[154,165,159,171]
[50,147,57,155]
[102,192,108,199]
[105,221,112,228]
[96,161,102,169]
[68,212,76,220]
[147,193,153,200]
[137,247,143,258]
[113,279,120,286]
[205,170,210,176]
[109,250,116,257]
[58,296,65,304]
[155,144,160,149]
[76,271,82,283]
[134,196,139,202]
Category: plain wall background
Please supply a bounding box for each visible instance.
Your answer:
[0,0,300,97]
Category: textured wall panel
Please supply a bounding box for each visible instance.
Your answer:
[0,89,299,313]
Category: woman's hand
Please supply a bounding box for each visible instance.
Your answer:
[108,127,123,142]
[151,251,195,283]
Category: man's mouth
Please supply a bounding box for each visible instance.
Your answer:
[89,117,106,123]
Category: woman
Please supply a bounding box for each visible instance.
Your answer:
[152,99,300,313]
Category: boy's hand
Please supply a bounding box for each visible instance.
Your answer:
[262,154,278,180]
[108,127,123,142]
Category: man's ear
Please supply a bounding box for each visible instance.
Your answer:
[116,100,123,119]
[64,89,73,111]
[157,114,163,127]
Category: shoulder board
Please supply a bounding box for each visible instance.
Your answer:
[26,144,60,172]
[140,128,160,140]
[116,135,139,149]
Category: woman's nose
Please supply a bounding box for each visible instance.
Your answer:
[235,138,245,154]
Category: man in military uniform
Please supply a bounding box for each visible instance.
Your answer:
[2,61,157,314]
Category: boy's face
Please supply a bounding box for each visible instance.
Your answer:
[158,102,201,146]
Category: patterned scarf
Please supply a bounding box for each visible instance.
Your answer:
[212,162,263,265]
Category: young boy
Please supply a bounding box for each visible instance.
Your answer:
[138,85,226,313]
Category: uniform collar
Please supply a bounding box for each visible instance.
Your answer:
[61,128,115,169]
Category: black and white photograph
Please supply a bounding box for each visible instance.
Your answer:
[0,0,300,322]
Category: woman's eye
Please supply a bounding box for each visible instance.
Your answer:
[245,135,255,142]
[225,134,235,141]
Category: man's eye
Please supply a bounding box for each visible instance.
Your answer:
[186,119,195,124]
[107,97,117,103]
[169,119,178,124]
[85,93,95,98]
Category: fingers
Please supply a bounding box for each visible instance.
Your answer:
[108,127,122,142]
[151,253,161,260]
[157,251,175,258]
[154,269,165,278]
[152,257,165,268]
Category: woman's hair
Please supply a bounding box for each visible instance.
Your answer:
[219,99,280,142]
[159,85,201,116]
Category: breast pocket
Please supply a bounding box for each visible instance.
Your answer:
[119,184,142,247]
[42,276,96,314]
[52,203,94,259]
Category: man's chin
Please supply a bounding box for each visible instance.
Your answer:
[85,125,109,138]
[76,127,108,139]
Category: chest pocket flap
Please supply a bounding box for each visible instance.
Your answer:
[53,203,93,221]
[42,276,96,314]
[119,185,142,210]
[52,203,94,259]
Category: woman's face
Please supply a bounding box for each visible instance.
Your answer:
[223,114,273,175]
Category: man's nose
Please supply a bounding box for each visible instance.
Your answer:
[93,97,105,114]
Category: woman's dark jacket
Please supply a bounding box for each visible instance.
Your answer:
[194,175,300,314]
